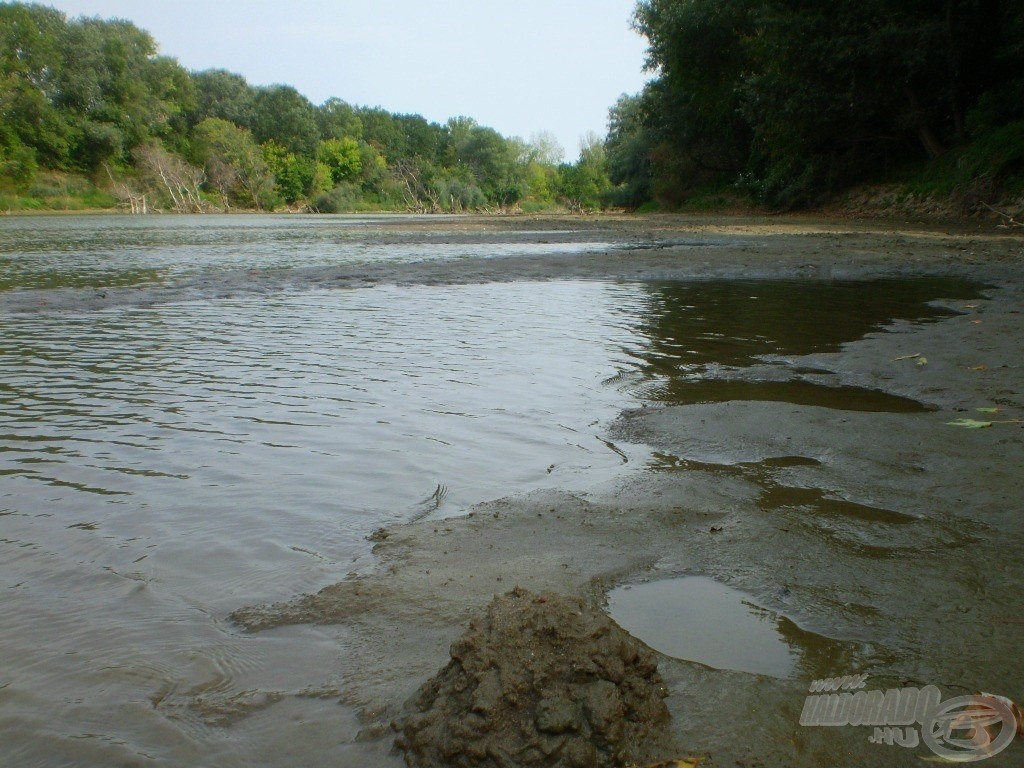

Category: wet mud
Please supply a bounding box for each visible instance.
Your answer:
[220,215,1024,766]
[393,588,674,768]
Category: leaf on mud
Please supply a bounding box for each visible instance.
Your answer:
[976,407,1001,413]
[634,759,705,768]
[946,418,993,429]
[916,356,928,366]
[892,353,922,362]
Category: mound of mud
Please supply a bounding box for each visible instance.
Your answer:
[393,587,674,768]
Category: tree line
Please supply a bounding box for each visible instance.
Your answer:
[0,2,611,212]
[605,0,1024,210]
[6,2,1021,215]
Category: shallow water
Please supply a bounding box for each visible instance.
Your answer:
[607,576,869,679]
[0,215,987,766]
[0,214,618,291]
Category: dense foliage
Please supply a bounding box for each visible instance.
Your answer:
[0,3,603,212]
[607,0,1024,208]
[7,2,1020,214]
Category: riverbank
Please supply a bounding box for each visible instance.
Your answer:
[214,216,1024,766]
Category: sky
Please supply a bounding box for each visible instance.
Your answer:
[40,0,652,161]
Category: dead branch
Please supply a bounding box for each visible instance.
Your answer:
[980,201,1023,228]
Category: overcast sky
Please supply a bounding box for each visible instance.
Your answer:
[40,0,651,160]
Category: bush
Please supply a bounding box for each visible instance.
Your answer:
[312,182,366,213]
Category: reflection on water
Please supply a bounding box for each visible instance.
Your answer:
[622,278,982,408]
[606,576,876,680]
[630,278,981,370]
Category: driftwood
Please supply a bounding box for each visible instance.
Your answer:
[104,163,148,214]
[980,201,1024,228]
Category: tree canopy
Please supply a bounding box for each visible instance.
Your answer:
[607,0,1024,208]
[1,2,600,212]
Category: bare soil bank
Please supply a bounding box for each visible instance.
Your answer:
[218,216,1024,766]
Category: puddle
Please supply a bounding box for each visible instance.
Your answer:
[607,576,857,679]
[626,278,983,371]
[617,278,985,411]
[759,486,917,525]
[648,453,822,482]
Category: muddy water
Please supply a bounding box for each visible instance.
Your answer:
[0,215,990,766]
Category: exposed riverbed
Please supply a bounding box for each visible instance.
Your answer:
[2,213,1022,766]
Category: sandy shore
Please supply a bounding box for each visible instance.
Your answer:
[216,216,1024,766]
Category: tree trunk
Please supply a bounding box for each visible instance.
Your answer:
[905,84,944,159]
[944,0,967,143]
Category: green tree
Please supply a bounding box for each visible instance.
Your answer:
[193,117,273,209]
[317,97,362,140]
[250,85,320,158]
[358,107,409,161]
[627,0,1024,207]
[558,133,612,210]
[0,2,70,170]
[605,93,654,207]
[318,137,362,185]
[189,69,255,128]
[455,124,521,203]
[262,139,313,204]
[0,128,38,192]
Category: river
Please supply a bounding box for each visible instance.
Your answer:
[1,214,1015,767]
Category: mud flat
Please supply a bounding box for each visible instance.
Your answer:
[3,212,1022,314]
[221,214,1024,766]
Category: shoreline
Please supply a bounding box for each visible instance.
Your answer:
[213,218,1024,765]
[3,214,1022,317]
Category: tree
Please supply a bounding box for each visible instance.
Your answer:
[134,141,205,212]
[261,139,313,204]
[605,93,654,207]
[0,3,70,169]
[526,131,565,166]
[250,85,320,157]
[55,17,176,167]
[317,97,361,140]
[0,129,38,192]
[357,107,397,156]
[558,133,612,210]
[193,118,273,209]
[626,0,1024,207]
[189,69,256,128]
[318,137,362,185]
[456,124,521,203]
[632,0,754,201]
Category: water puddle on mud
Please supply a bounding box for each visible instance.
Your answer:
[606,576,855,679]
[619,276,984,410]
[641,378,933,412]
